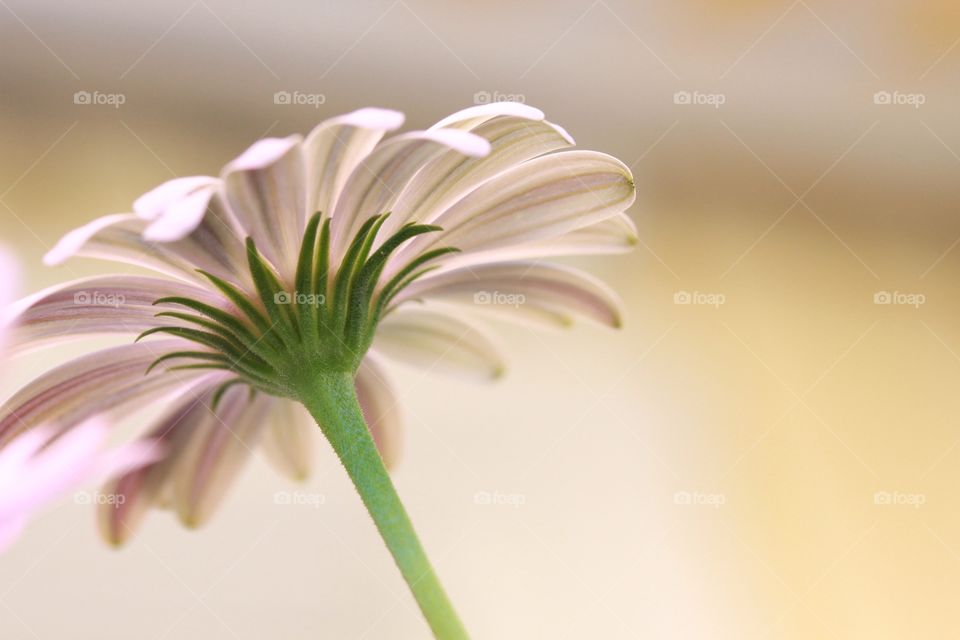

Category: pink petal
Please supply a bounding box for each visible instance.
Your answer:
[44,214,135,266]
[7,275,227,355]
[374,308,505,381]
[381,115,574,240]
[222,137,306,280]
[430,103,545,129]
[396,261,624,328]
[329,130,491,260]
[133,176,218,221]
[303,109,405,223]
[142,185,217,242]
[98,384,224,545]
[0,340,213,446]
[172,387,273,527]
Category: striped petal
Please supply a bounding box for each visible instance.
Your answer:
[133,176,222,242]
[222,136,306,280]
[389,151,635,275]
[97,384,224,545]
[0,340,209,446]
[374,308,505,381]
[356,354,403,469]
[429,102,545,130]
[44,205,248,287]
[381,114,573,238]
[303,107,405,220]
[329,129,491,260]
[172,387,273,527]
[260,399,316,481]
[7,276,226,355]
[397,262,624,328]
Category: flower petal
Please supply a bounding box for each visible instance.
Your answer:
[134,176,218,220]
[44,207,248,287]
[0,340,210,446]
[260,399,316,481]
[396,151,634,271]
[374,308,505,381]
[97,386,221,545]
[303,107,405,220]
[172,387,273,527]
[7,275,225,355]
[397,261,624,328]
[0,419,160,524]
[356,354,403,469]
[382,115,574,238]
[429,102,545,130]
[329,129,491,260]
[222,136,306,280]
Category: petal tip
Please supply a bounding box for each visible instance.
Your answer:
[342,107,405,131]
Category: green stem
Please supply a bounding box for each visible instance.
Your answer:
[297,371,469,640]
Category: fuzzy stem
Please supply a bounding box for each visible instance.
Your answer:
[298,371,469,640]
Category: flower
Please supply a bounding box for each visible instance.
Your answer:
[2,103,636,545]
[0,248,161,552]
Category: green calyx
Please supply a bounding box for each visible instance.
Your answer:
[139,211,458,401]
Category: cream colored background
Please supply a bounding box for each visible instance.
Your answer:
[2,1,960,638]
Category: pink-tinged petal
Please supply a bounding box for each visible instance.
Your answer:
[98,385,222,545]
[133,176,218,221]
[436,212,639,269]
[143,186,217,242]
[356,354,403,470]
[0,340,209,446]
[227,137,301,171]
[44,213,134,266]
[391,150,635,275]
[303,108,405,222]
[172,387,273,527]
[396,261,624,328]
[0,421,107,518]
[0,517,25,553]
[329,129,491,260]
[43,202,248,287]
[382,115,574,238]
[429,102,545,130]
[374,308,505,381]
[222,136,306,280]
[7,275,227,355]
[0,419,162,536]
[260,400,316,481]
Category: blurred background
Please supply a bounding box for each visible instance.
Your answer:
[2,0,960,637]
